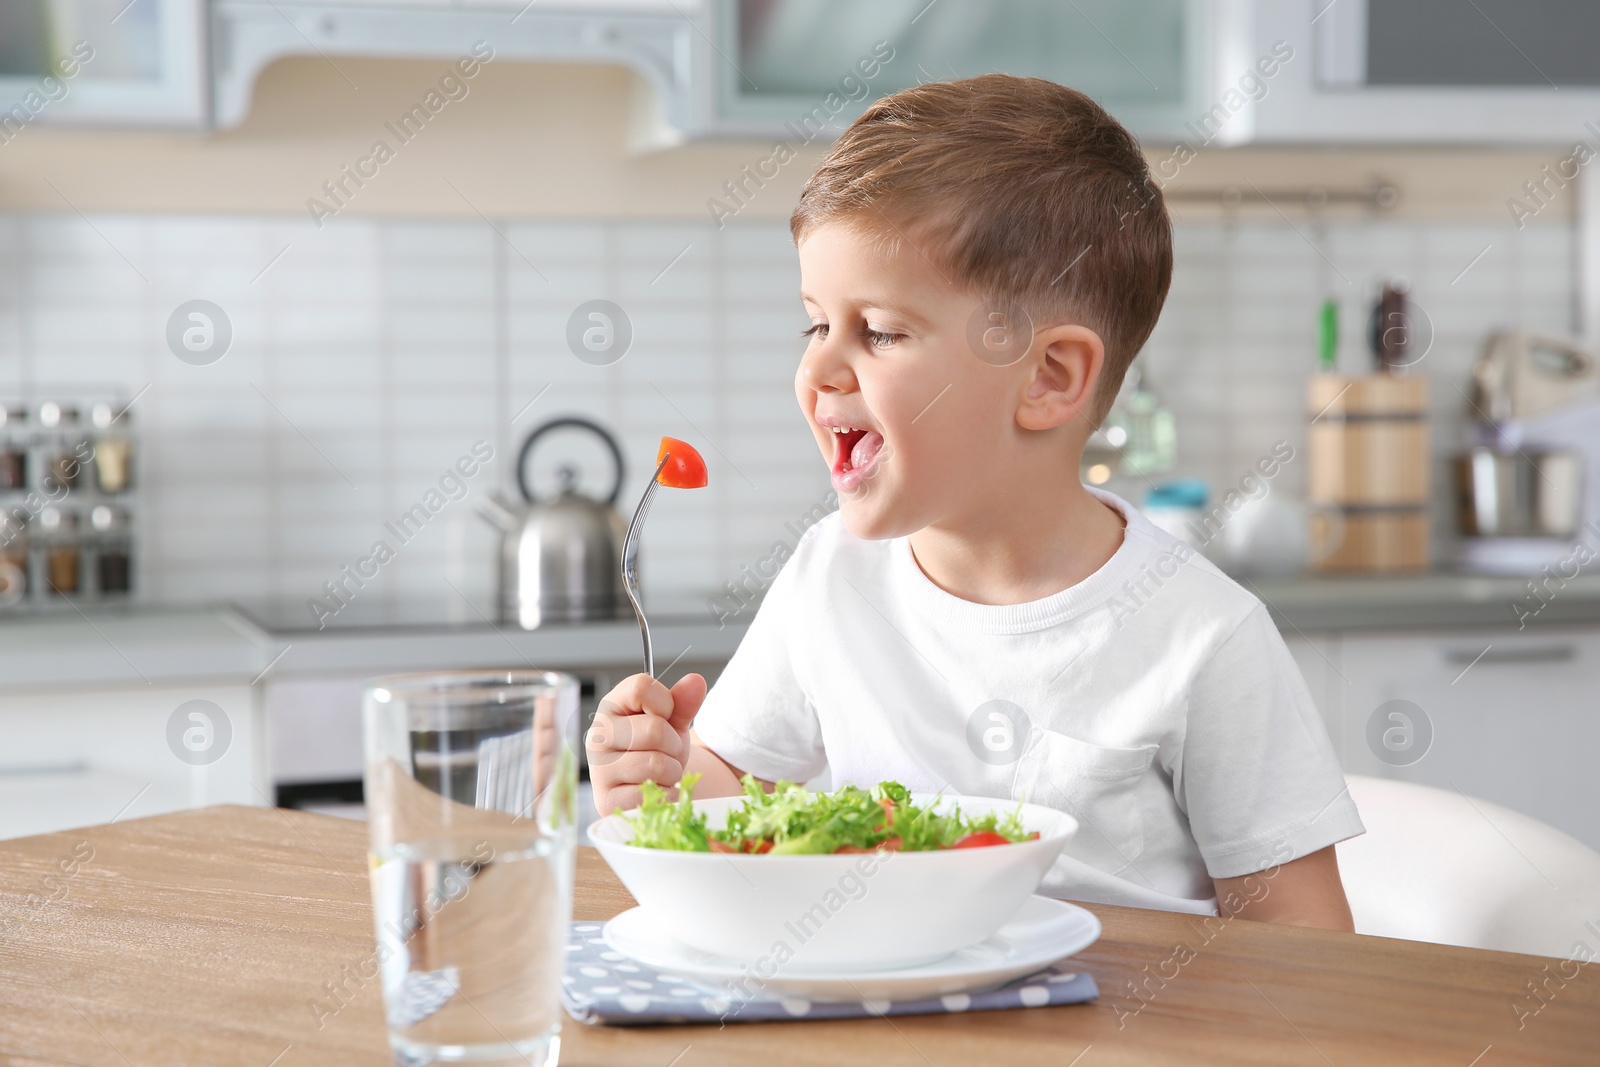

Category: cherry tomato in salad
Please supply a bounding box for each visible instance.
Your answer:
[832,837,902,854]
[709,837,775,854]
[876,797,895,830]
[656,436,708,489]
[949,831,1012,849]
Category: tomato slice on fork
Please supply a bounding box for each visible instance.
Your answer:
[656,436,708,489]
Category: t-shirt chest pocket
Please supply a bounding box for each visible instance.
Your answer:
[1010,730,1158,875]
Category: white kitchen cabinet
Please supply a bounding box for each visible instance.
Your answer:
[1333,626,1600,852]
[211,0,698,133]
[0,0,208,125]
[0,682,265,841]
[210,0,1236,143]
[701,0,1232,142]
[1249,1,1600,143]
[16,0,1592,144]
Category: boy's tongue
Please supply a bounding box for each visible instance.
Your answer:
[850,430,884,472]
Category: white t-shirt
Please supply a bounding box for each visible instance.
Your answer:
[694,488,1364,915]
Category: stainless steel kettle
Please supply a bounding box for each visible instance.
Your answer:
[478,417,629,629]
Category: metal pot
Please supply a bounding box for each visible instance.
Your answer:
[1453,447,1583,538]
[478,417,628,629]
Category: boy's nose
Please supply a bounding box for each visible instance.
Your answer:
[798,335,857,394]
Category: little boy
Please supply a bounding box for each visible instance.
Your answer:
[590,75,1362,929]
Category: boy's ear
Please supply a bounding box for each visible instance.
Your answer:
[1016,324,1105,432]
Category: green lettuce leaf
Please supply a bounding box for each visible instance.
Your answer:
[623,774,1033,854]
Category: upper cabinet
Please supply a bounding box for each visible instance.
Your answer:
[206,0,1233,143]
[4,0,1597,145]
[0,0,207,125]
[208,0,697,133]
[1249,0,1600,143]
[695,0,1230,143]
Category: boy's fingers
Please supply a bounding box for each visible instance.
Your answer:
[584,712,628,767]
[666,672,708,734]
[600,751,683,793]
[585,712,684,762]
[601,777,687,817]
[600,785,651,816]
[599,673,672,719]
[589,674,703,768]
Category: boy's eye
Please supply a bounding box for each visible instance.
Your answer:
[864,328,901,349]
[801,322,828,341]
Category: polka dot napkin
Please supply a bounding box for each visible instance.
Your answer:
[560,922,1099,1026]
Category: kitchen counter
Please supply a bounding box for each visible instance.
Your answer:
[1245,571,1600,632]
[0,602,750,692]
[0,606,263,690]
[3,805,1593,1066]
[223,607,750,681]
[0,572,1596,691]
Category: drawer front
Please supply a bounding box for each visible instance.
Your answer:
[1336,626,1600,851]
[0,684,259,840]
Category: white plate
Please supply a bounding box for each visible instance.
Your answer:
[602,894,1101,1002]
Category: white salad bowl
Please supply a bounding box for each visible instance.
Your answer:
[587,793,1076,971]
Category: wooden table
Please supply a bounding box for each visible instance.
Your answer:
[1,806,1594,1066]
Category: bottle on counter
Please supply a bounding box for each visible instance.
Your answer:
[1107,367,1177,477]
[90,401,133,495]
[39,506,82,595]
[90,504,132,595]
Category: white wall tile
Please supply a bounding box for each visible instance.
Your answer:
[0,212,1577,611]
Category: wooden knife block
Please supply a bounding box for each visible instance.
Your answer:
[1307,374,1430,572]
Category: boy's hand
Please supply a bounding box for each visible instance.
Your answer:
[587,672,707,816]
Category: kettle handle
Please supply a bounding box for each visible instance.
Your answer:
[517,416,627,507]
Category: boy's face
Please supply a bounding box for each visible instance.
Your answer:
[795,221,1046,541]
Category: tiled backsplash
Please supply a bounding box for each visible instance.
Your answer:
[0,212,1575,620]
[1139,215,1574,558]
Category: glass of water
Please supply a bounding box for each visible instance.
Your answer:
[363,670,580,1066]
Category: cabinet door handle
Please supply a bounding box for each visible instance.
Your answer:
[0,761,90,777]
[1442,645,1577,665]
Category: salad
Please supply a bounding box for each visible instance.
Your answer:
[624,774,1040,855]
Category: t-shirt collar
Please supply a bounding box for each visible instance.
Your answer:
[891,487,1159,634]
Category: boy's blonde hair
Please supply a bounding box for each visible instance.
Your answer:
[791,74,1173,418]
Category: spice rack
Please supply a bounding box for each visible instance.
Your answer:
[0,394,137,609]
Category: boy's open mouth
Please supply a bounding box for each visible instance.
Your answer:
[829,425,885,491]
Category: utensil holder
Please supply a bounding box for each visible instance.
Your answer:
[1307,374,1430,572]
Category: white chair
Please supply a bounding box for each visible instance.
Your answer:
[1337,775,1600,959]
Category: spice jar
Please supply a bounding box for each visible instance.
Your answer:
[39,506,81,595]
[0,406,25,490]
[0,512,27,606]
[39,402,85,492]
[91,505,132,595]
[90,402,134,495]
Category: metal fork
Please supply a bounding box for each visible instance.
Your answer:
[621,453,671,678]
[474,728,533,815]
